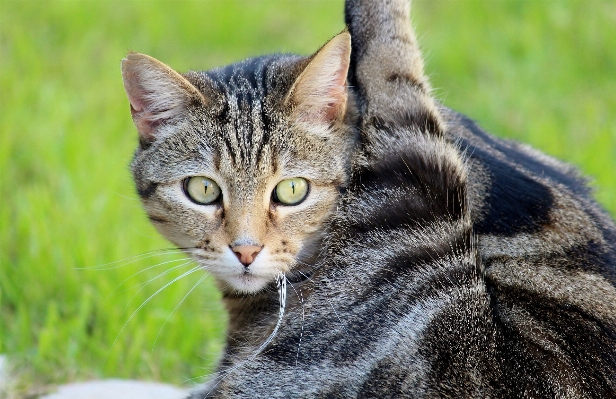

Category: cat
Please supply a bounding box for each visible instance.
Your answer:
[121,0,616,397]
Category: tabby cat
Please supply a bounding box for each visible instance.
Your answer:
[121,0,616,397]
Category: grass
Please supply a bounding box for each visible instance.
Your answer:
[0,0,614,396]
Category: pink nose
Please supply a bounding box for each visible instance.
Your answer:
[231,245,262,266]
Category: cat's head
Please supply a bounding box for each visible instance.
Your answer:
[121,33,356,293]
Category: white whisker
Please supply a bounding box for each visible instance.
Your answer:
[120,260,195,310]
[110,257,193,296]
[151,271,210,351]
[107,265,203,364]
[285,275,305,367]
[297,270,347,333]
[76,248,186,270]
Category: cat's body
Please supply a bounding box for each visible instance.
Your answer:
[122,0,616,397]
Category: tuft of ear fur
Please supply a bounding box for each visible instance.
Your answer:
[121,52,206,142]
[286,32,351,130]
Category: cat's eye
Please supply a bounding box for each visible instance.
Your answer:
[184,176,221,205]
[273,178,309,205]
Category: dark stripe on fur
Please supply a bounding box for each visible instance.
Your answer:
[357,357,421,398]
[388,110,443,137]
[461,141,554,236]
[455,114,591,197]
[486,282,616,396]
[138,135,153,150]
[353,159,464,228]
[416,295,498,397]
[136,181,158,199]
[386,72,421,88]
[147,214,168,224]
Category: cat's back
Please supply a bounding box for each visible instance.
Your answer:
[187,0,616,396]
[446,107,616,273]
[443,107,616,396]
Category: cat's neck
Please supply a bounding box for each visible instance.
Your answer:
[220,252,317,354]
[222,288,278,344]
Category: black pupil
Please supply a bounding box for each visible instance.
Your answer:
[291,181,295,194]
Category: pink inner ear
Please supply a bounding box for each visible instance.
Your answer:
[323,64,348,122]
[125,84,156,138]
[122,53,205,142]
[127,91,145,114]
[293,64,348,126]
[122,65,148,115]
[322,100,342,123]
[291,32,351,127]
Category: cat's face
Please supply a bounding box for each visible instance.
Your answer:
[122,33,355,293]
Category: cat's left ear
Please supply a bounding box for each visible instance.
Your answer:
[286,32,351,130]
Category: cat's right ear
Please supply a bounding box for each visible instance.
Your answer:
[121,53,207,142]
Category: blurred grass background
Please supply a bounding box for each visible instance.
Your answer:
[0,0,614,397]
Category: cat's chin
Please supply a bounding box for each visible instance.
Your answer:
[221,273,272,294]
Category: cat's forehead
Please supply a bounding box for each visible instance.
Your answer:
[193,56,303,175]
[208,57,270,102]
[205,55,302,105]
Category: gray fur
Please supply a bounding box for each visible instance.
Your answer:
[121,0,616,397]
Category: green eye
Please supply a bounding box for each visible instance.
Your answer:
[184,176,221,205]
[274,178,309,205]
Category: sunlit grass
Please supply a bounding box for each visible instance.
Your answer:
[416,1,616,210]
[1,0,614,396]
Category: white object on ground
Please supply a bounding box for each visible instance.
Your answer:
[0,354,6,382]
[40,379,188,399]
[0,354,12,395]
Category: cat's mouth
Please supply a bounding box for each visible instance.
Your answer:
[189,246,291,293]
[223,271,272,293]
[214,250,281,293]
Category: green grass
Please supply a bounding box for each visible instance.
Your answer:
[416,1,616,209]
[0,0,614,396]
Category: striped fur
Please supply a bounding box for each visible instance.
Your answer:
[122,0,616,397]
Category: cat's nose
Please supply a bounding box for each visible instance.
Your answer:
[231,245,262,266]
